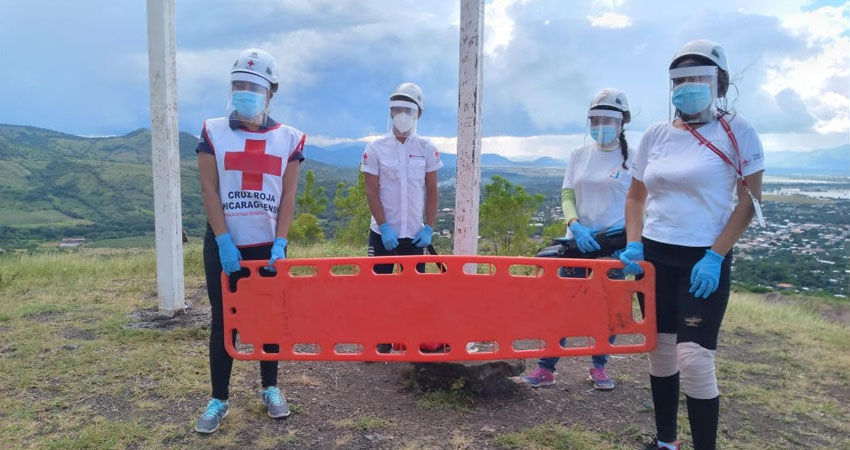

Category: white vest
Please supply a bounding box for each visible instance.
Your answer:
[204,118,305,246]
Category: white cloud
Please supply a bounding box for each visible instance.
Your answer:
[587,12,633,29]
[763,3,849,133]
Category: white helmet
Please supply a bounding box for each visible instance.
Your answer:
[589,88,630,124]
[670,39,728,72]
[231,48,279,93]
[670,39,729,96]
[390,82,424,112]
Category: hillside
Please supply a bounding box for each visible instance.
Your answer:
[0,124,357,247]
[0,247,847,449]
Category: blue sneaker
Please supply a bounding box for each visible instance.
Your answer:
[261,386,290,419]
[195,398,228,434]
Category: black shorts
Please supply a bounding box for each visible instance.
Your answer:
[643,238,732,350]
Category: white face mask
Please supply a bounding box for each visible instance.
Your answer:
[393,112,415,134]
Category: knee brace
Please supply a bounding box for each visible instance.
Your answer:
[649,333,678,377]
[678,341,718,399]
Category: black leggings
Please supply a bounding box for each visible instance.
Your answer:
[203,225,279,400]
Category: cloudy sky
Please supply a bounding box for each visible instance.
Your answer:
[1,0,847,159]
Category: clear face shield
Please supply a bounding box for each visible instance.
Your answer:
[226,74,272,126]
[669,65,718,124]
[585,109,623,151]
[387,100,419,138]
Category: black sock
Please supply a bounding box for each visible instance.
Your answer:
[650,373,680,443]
[686,395,719,450]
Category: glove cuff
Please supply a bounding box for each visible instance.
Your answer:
[705,249,724,261]
[422,225,433,233]
[626,241,643,251]
[274,237,288,247]
[215,233,233,246]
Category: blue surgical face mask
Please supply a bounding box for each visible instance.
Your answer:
[590,125,619,146]
[231,90,266,118]
[671,82,713,115]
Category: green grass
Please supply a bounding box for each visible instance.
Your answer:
[415,378,475,411]
[0,209,93,227]
[495,423,621,449]
[88,235,156,248]
[334,415,393,431]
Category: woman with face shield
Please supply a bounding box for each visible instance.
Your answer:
[618,40,765,450]
[194,48,307,433]
[520,88,632,391]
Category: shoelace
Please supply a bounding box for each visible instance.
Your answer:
[265,387,282,406]
[202,400,225,419]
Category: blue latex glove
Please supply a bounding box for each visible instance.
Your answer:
[411,225,433,248]
[605,225,624,237]
[378,223,399,251]
[618,241,644,275]
[611,248,625,259]
[215,233,242,275]
[569,221,601,254]
[265,237,287,272]
[689,249,724,299]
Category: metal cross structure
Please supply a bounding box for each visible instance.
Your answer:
[145,0,486,312]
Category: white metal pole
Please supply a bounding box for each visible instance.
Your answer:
[146,0,185,316]
[453,0,485,261]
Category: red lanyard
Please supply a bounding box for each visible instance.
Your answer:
[682,117,750,188]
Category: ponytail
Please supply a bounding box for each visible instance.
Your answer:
[619,130,628,170]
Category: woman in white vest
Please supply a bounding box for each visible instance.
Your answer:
[194,48,306,434]
[619,40,765,450]
[520,88,632,391]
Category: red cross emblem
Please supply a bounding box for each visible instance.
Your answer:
[224,139,282,190]
[247,59,255,68]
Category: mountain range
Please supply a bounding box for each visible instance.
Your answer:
[306,140,849,175]
[306,141,568,168]
[0,123,847,247]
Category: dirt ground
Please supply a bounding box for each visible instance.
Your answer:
[115,292,849,450]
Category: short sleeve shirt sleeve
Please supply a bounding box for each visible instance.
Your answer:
[360,142,379,175]
[561,147,576,189]
[630,125,655,182]
[288,132,306,163]
[733,119,765,176]
[425,141,443,172]
[195,121,214,155]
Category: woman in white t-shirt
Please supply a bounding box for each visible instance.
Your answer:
[521,88,632,391]
[619,40,765,450]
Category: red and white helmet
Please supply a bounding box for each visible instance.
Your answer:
[231,48,279,93]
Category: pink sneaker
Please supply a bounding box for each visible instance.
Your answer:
[521,367,555,388]
[589,367,615,390]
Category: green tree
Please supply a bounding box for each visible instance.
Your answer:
[542,219,566,245]
[479,175,544,255]
[288,213,325,244]
[290,170,327,243]
[333,172,372,246]
[297,170,327,215]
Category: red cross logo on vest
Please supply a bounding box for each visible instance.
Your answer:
[224,139,282,190]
